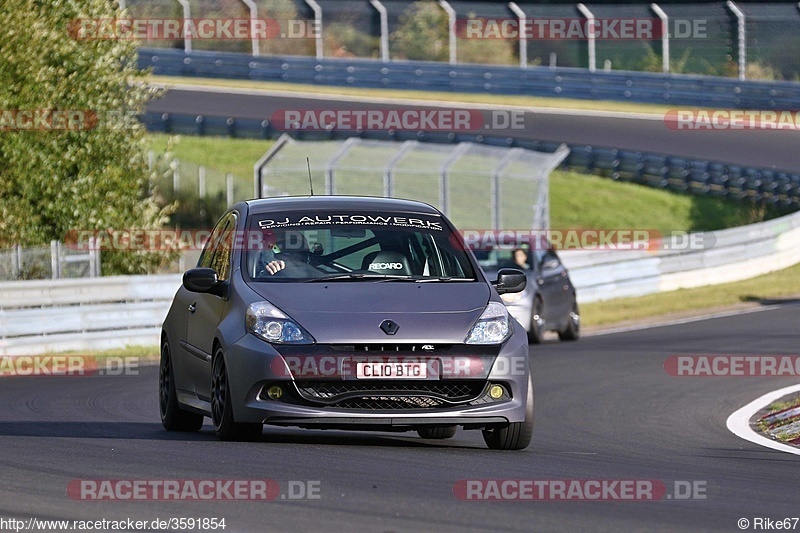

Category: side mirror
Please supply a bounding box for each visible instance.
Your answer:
[183,267,219,293]
[493,268,527,295]
[542,257,560,270]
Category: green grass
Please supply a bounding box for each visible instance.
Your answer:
[550,171,767,232]
[582,263,800,327]
[149,75,704,115]
[47,345,160,362]
[149,134,274,180]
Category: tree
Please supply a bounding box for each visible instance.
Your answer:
[0,0,172,274]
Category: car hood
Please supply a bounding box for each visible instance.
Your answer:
[245,281,491,344]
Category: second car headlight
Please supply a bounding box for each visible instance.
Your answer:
[465,301,511,345]
[246,301,315,344]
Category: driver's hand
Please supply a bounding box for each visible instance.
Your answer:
[264,260,286,275]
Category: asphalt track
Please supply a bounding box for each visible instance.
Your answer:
[1,306,798,532]
[147,86,800,172]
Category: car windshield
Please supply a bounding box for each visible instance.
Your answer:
[244,211,477,282]
[473,247,537,272]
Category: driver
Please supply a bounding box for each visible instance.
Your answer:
[255,228,310,277]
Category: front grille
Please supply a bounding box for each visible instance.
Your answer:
[293,380,487,409]
[335,396,448,410]
[329,344,450,353]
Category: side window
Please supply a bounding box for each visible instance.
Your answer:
[211,223,235,282]
[197,212,237,282]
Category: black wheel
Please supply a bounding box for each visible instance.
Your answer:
[211,348,262,442]
[558,298,580,341]
[159,340,204,432]
[482,375,534,451]
[527,297,545,344]
[417,426,457,440]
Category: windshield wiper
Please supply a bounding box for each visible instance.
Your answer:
[304,273,415,282]
[305,274,474,283]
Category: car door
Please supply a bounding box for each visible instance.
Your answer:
[535,249,570,325]
[185,212,236,401]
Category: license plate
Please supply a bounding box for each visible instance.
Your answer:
[356,362,427,379]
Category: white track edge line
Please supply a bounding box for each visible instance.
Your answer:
[726,383,800,456]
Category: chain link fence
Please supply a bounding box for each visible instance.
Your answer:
[124,1,800,80]
[255,135,569,231]
[0,242,101,281]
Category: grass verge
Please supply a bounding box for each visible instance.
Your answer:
[582,263,800,327]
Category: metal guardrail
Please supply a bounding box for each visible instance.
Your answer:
[142,110,800,208]
[139,48,800,110]
[0,275,180,355]
[3,208,800,353]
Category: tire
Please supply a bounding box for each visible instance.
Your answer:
[482,375,534,451]
[527,297,545,344]
[211,348,262,442]
[558,298,580,341]
[159,340,204,432]
[417,426,457,440]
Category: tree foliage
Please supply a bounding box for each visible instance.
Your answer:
[0,0,172,274]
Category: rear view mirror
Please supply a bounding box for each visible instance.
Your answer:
[183,268,219,293]
[493,268,527,295]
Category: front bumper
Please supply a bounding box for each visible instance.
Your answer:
[224,328,531,430]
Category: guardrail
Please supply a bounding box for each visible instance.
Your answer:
[3,207,800,353]
[0,275,180,355]
[142,111,800,208]
[139,48,800,110]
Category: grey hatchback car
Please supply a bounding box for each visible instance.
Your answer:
[159,196,534,450]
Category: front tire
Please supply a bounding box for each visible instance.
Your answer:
[159,340,204,432]
[527,297,545,344]
[558,298,580,341]
[211,348,262,442]
[482,375,534,450]
[417,426,457,440]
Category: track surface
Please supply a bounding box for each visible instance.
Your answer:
[147,87,800,171]
[2,306,798,532]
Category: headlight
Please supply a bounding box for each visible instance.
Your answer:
[465,301,511,345]
[246,301,315,344]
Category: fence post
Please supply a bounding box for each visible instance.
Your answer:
[13,244,21,279]
[173,159,180,193]
[50,240,59,280]
[651,3,670,74]
[577,3,596,73]
[369,0,390,62]
[176,0,192,54]
[198,165,206,198]
[727,1,746,80]
[508,2,527,69]
[240,0,260,57]
[305,0,323,60]
[226,174,234,206]
[439,1,457,65]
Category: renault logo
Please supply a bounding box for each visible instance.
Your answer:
[380,320,399,335]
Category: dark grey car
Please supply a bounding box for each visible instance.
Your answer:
[159,196,534,450]
[474,247,579,344]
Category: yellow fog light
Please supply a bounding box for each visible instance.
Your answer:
[267,385,283,400]
[489,385,505,399]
